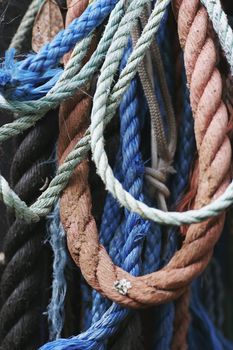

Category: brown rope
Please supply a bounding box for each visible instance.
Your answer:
[63,0,232,309]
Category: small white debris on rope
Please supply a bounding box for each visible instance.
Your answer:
[114,279,132,295]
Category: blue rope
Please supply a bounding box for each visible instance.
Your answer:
[91,154,123,324]
[0,0,118,99]
[91,39,150,327]
[40,40,150,350]
[80,278,93,331]
[150,54,195,349]
[189,279,233,350]
[47,202,68,340]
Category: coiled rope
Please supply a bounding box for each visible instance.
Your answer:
[69,0,231,306]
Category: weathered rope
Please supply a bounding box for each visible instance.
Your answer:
[47,203,67,340]
[40,39,149,350]
[0,16,58,348]
[0,112,58,349]
[0,0,119,101]
[0,0,231,237]
[64,0,231,307]
[9,0,45,52]
[200,0,233,74]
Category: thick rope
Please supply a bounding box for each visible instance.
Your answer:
[0,113,58,349]
[0,0,231,236]
[0,16,58,348]
[40,40,150,350]
[0,0,119,100]
[63,0,231,307]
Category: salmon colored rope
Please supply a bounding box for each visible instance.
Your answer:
[58,0,98,301]
[63,0,232,309]
[172,1,231,347]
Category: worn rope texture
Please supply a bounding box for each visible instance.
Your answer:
[70,0,231,307]
[0,0,162,223]
[59,0,92,336]
[0,0,232,229]
[0,0,126,115]
[189,279,233,350]
[90,157,123,323]
[0,0,230,246]
[200,0,233,75]
[47,203,67,340]
[166,54,195,350]
[132,8,176,348]
[0,0,228,239]
[9,0,44,52]
[91,38,146,349]
[0,0,118,99]
[0,112,58,350]
[40,41,148,350]
[166,59,196,349]
[147,8,177,349]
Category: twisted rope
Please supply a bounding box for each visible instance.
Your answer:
[66,0,231,307]
[200,0,233,74]
[0,112,58,349]
[47,203,67,340]
[40,39,149,350]
[0,0,118,100]
[0,0,230,239]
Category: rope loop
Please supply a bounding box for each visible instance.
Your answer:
[0,0,232,229]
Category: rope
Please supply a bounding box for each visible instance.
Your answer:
[64,0,231,307]
[0,0,119,100]
[40,38,149,350]
[9,0,45,52]
[0,0,230,238]
[200,0,233,74]
[0,0,125,116]
[0,112,58,349]
[0,15,58,348]
[47,203,67,340]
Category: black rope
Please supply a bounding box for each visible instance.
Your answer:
[0,112,58,350]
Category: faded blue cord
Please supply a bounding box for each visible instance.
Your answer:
[149,53,195,349]
[40,40,150,350]
[0,0,118,99]
[91,159,123,324]
[47,202,68,340]
[189,279,233,350]
[81,278,93,331]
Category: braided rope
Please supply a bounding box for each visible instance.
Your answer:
[200,0,233,74]
[62,0,231,307]
[0,0,230,260]
[0,0,231,235]
[0,0,118,96]
[41,39,149,350]
[0,0,125,116]
[0,113,58,349]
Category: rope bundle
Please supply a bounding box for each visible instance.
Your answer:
[0,0,233,348]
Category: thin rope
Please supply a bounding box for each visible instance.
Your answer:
[9,0,45,52]
[0,0,231,233]
[200,0,233,75]
[47,203,67,340]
